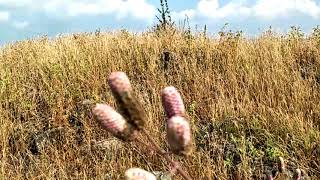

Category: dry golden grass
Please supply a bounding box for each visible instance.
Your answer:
[0,28,319,179]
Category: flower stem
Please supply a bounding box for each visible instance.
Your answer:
[140,129,193,180]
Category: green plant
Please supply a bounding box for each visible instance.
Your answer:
[155,0,174,30]
[265,145,283,161]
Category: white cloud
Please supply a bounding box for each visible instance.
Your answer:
[0,0,156,21]
[197,0,251,18]
[197,0,219,17]
[253,0,295,18]
[295,0,320,18]
[172,9,196,20]
[173,0,320,20]
[253,0,320,19]
[0,11,9,22]
[44,0,155,20]
[173,0,251,20]
[0,0,33,7]
[1,0,320,24]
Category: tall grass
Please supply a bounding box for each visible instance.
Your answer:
[0,28,319,179]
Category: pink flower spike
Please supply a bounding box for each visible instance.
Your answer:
[108,71,132,94]
[161,86,186,119]
[93,104,127,135]
[167,116,191,155]
[125,168,156,180]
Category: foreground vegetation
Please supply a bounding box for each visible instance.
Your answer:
[0,27,319,179]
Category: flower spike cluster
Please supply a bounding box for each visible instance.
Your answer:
[108,72,146,130]
[93,71,146,141]
[92,71,193,179]
[161,86,186,118]
[161,86,192,156]
[92,104,134,140]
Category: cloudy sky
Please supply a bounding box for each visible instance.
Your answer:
[0,0,320,44]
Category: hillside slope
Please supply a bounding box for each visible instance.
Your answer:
[0,29,319,179]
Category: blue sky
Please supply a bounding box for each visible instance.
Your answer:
[0,0,320,44]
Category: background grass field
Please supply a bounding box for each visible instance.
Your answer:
[0,27,319,179]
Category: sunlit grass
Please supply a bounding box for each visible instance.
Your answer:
[0,28,319,179]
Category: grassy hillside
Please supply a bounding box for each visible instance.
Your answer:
[0,28,319,179]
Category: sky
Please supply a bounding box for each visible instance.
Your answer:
[0,0,320,44]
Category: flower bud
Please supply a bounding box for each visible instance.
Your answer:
[108,71,132,94]
[108,72,146,130]
[125,168,156,180]
[167,116,192,156]
[92,104,135,141]
[161,86,186,119]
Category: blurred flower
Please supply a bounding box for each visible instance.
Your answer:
[93,104,134,140]
[267,175,274,180]
[108,71,146,130]
[161,86,186,119]
[167,116,191,155]
[108,71,132,94]
[125,168,156,180]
